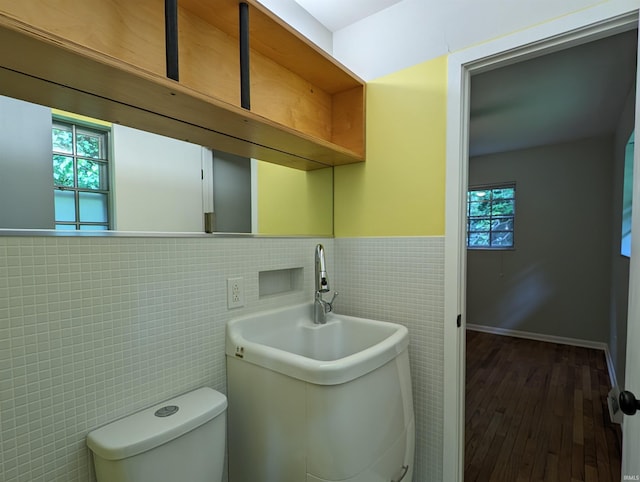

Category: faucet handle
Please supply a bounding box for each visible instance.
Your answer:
[327,292,339,312]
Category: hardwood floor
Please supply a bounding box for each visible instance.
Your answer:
[465,330,622,482]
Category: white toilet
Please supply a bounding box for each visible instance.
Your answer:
[87,387,227,482]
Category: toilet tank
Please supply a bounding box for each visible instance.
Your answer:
[87,387,227,482]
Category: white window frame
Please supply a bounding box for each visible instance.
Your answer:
[467,183,515,250]
[52,117,111,230]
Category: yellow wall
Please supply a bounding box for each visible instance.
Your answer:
[334,55,448,237]
[257,161,333,235]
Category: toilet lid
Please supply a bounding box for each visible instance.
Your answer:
[87,387,227,460]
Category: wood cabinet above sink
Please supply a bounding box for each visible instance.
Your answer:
[0,0,365,170]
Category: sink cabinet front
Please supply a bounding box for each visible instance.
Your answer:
[226,350,415,482]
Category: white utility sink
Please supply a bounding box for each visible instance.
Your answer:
[226,302,415,482]
[225,302,409,385]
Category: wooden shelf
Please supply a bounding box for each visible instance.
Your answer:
[0,0,365,170]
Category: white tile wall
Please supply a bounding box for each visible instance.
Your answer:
[0,235,445,482]
[334,237,445,482]
[0,235,332,482]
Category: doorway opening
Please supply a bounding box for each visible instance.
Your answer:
[463,26,636,482]
[443,8,640,482]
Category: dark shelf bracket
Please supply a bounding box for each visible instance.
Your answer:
[239,2,251,110]
[165,0,179,81]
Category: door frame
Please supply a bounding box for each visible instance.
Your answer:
[443,2,639,480]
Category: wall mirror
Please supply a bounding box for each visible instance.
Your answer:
[0,93,334,236]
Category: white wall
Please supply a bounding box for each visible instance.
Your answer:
[466,136,614,342]
[112,125,204,232]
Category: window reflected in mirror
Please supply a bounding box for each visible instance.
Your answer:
[52,117,111,230]
[0,94,334,236]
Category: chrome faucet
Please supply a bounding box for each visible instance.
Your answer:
[314,244,337,324]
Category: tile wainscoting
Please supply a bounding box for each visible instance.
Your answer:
[0,235,332,481]
[0,235,445,481]
[335,237,445,482]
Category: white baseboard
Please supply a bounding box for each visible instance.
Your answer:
[466,323,607,350]
[466,323,619,390]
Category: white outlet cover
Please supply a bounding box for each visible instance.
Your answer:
[227,277,244,309]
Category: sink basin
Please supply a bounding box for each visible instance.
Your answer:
[226,303,409,385]
[226,302,415,481]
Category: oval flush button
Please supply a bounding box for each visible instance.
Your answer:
[155,405,179,417]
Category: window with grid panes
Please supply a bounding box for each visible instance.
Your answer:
[52,119,110,230]
[467,184,515,249]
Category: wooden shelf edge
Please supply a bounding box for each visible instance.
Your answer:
[0,13,365,170]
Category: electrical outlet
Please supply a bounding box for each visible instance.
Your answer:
[227,277,244,309]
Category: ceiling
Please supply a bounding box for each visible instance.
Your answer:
[470,29,638,157]
[293,0,403,32]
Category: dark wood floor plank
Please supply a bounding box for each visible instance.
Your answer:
[585,465,598,482]
[498,385,540,481]
[559,414,574,482]
[573,388,584,444]
[465,331,622,482]
[572,442,585,481]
